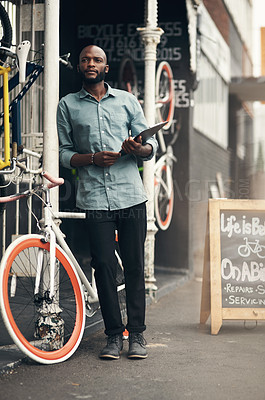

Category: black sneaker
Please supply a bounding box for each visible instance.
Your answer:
[128,333,148,359]
[99,334,123,359]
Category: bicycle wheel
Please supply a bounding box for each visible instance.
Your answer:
[0,2,12,61]
[238,245,250,258]
[0,234,85,364]
[115,248,128,339]
[116,253,126,312]
[118,56,138,97]
[155,61,175,130]
[0,174,7,216]
[154,162,174,230]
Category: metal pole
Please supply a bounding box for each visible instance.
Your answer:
[43,0,60,212]
[138,0,163,291]
[37,1,61,344]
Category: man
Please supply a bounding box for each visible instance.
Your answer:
[57,45,157,360]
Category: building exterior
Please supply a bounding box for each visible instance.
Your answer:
[0,0,257,282]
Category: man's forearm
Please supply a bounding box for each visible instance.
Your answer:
[137,143,153,158]
[70,153,93,167]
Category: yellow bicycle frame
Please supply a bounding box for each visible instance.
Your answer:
[0,64,12,170]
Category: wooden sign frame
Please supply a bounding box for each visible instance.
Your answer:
[200,199,265,334]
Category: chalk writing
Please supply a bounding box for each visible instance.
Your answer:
[221,258,265,282]
[220,211,265,308]
[77,22,184,63]
[220,213,265,238]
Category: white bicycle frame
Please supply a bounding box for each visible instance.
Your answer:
[154,146,176,199]
[0,170,100,310]
[41,201,99,305]
[1,163,126,319]
[40,184,124,310]
[49,212,125,308]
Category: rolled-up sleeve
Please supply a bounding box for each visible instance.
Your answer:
[57,99,77,169]
[142,135,158,161]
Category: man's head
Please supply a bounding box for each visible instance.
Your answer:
[78,45,109,85]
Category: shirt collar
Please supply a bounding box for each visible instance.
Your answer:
[79,83,115,99]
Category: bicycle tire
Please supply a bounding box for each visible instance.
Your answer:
[155,61,175,130]
[0,174,7,216]
[0,234,85,364]
[0,2,12,61]
[118,56,138,97]
[154,162,174,230]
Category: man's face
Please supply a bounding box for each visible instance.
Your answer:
[78,46,109,85]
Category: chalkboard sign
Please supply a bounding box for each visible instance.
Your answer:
[221,210,265,309]
[200,199,265,334]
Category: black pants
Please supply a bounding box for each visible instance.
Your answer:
[86,202,147,336]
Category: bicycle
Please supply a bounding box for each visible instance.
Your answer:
[0,170,126,364]
[238,237,265,259]
[0,37,71,216]
[119,56,179,230]
[0,3,42,215]
[0,8,126,363]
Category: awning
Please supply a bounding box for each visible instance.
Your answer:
[229,76,265,102]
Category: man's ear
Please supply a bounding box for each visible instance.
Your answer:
[105,65,109,74]
[77,65,80,73]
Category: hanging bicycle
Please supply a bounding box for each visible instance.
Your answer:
[119,57,179,230]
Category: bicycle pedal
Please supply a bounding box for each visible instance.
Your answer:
[85,303,100,318]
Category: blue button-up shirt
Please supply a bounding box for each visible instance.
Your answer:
[57,84,158,211]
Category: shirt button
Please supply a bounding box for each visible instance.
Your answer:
[107,187,110,190]
[102,130,104,133]
[103,144,106,148]
[100,117,103,120]
[105,173,109,176]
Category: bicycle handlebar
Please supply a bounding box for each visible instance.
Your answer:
[0,172,64,203]
[0,46,16,60]
[42,171,64,189]
[0,189,29,203]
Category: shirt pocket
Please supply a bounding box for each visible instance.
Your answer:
[110,112,129,135]
[73,117,100,152]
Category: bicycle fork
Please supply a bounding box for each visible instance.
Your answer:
[34,198,64,349]
[35,199,58,302]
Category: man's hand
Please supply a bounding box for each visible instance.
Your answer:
[121,136,152,157]
[122,136,143,156]
[94,151,121,167]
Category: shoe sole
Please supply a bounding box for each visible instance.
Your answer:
[99,353,121,360]
[127,354,148,359]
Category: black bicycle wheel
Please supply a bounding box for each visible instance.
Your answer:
[0,2,12,62]
[0,174,6,216]
[118,56,138,97]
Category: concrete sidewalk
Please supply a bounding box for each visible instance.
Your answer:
[1,277,265,400]
[0,267,188,375]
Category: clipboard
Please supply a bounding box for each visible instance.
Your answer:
[120,121,167,156]
[134,121,167,143]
